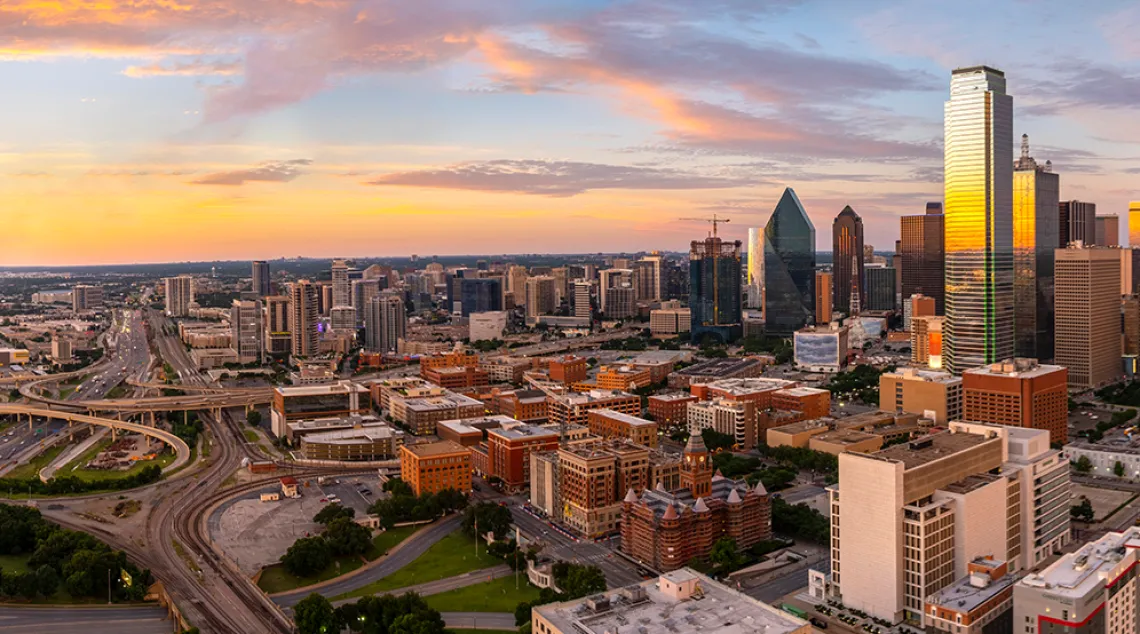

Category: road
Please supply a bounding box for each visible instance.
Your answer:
[508,505,643,587]
[0,605,172,633]
[273,515,464,607]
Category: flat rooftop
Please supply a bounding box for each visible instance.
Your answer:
[558,389,638,405]
[535,568,808,634]
[303,426,403,444]
[962,358,1065,380]
[488,423,559,441]
[775,386,829,398]
[770,418,832,435]
[402,440,469,457]
[813,428,880,446]
[872,431,993,470]
[927,567,1018,614]
[438,415,515,435]
[287,414,383,431]
[628,351,689,365]
[275,381,366,396]
[675,356,766,376]
[1019,527,1140,599]
[648,392,698,402]
[706,377,796,395]
[589,409,655,427]
[402,393,484,411]
[885,368,961,384]
[941,472,1002,495]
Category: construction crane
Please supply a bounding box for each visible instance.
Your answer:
[678,213,731,238]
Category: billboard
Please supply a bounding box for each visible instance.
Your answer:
[794,332,841,370]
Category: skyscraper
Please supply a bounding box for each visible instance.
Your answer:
[1096,214,1120,247]
[763,188,816,337]
[746,227,764,310]
[230,299,264,364]
[573,280,592,319]
[289,280,319,357]
[264,295,291,356]
[252,260,270,296]
[1055,245,1121,388]
[900,203,946,313]
[163,275,194,317]
[1131,202,1140,247]
[457,278,502,316]
[634,254,663,302]
[365,294,407,354]
[1058,200,1096,247]
[943,66,1014,374]
[525,276,557,322]
[815,271,832,325]
[865,266,897,311]
[1012,135,1059,361]
[330,259,351,308]
[689,227,743,344]
[832,206,864,316]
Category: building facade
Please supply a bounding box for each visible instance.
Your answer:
[1012,135,1059,361]
[764,187,817,336]
[879,368,962,425]
[962,358,1068,445]
[289,280,319,357]
[164,275,194,317]
[689,233,743,344]
[364,294,406,354]
[900,203,946,313]
[1055,245,1122,388]
[252,260,270,296]
[1058,200,1096,247]
[399,441,472,496]
[833,206,865,316]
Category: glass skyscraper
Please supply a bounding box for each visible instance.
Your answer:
[899,203,945,313]
[944,66,1014,374]
[763,188,816,337]
[1012,134,1059,361]
[832,206,864,316]
[747,227,764,310]
[689,235,743,344]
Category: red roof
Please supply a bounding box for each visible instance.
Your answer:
[279,476,298,485]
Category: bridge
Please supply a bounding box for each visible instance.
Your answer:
[0,405,192,475]
[18,376,273,416]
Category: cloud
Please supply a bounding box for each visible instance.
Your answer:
[366,159,753,197]
[191,159,312,186]
[123,59,242,77]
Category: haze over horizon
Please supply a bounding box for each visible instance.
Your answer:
[2,0,1138,266]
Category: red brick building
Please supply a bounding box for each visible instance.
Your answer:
[423,366,490,390]
[549,355,588,384]
[647,393,699,426]
[770,387,832,420]
[962,358,1068,445]
[486,424,559,490]
[621,435,771,572]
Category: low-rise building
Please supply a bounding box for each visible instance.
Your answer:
[767,419,832,448]
[1063,435,1140,481]
[399,440,472,496]
[587,409,657,447]
[271,381,369,438]
[649,307,691,336]
[300,425,405,461]
[189,346,239,369]
[479,356,533,383]
[469,311,507,341]
[422,365,489,390]
[924,557,1016,634]
[548,390,641,429]
[283,413,387,444]
[487,423,560,490]
[770,386,832,419]
[594,365,653,391]
[668,356,769,389]
[647,392,699,426]
[419,348,479,375]
[533,568,809,634]
[793,323,850,373]
[494,388,549,422]
[367,376,434,410]
[548,355,589,384]
[390,391,486,435]
[687,398,753,449]
[808,428,883,455]
[879,368,963,425]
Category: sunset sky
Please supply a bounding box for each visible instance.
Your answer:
[1,0,1138,265]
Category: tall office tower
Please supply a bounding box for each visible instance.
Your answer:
[900,203,946,313]
[364,295,406,354]
[252,260,270,296]
[525,276,557,321]
[605,285,636,319]
[330,259,351,308]
[944,66,1014,374]
[746,227,764,310]
[763,188,816,336]
[634,253,663,302]
[352,278,383,326]
[1055,245,1122,388]
[163,275,194,317]
[832,206,865,316]
[1012,135,1060,361]
[318,284,333,317]
[892,240,903,310]
[508,265,529,307]
[1131,202,1140,247]
[663,259,689,301]
[865,266,897,311]
[330,306,356,333]
[1124,296,1140,356]
[457,278,502,317]
[689,227,743,344]
[71,284,103,313]
[230,299,264,364]
[1057,200,1096,247]
[1096,214,1120,247]
[289,280,319,357]
[829,421,1071,623]
[962,358,1068,445]
[550,267,569,305]
[264,295,291,356]
[815,271,833,325]
[612,257,631,270]
[598,268,633,314]
[573,280,593,319]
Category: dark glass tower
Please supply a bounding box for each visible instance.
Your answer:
[763,188,816,337]
[456,278,503,316]
[689,235,743,344]
[865,266,897,311]
[900,203,946,313]
[832,206,865,316]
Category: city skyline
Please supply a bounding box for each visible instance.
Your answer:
[1,1,1139,266]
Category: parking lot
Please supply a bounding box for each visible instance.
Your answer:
[314,476,384,518]
[1072,483,1135,521]
[1069,407,1115,441]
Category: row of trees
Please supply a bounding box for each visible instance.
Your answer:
[0,464,162,496]
[771,498,829,545]
[294,591,447,634]
[460,502,514,541]
[0,504,150,601]
[368,480,467,530]
[281,504,374,577]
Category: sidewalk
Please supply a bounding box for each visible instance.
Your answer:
[331,564,511,607]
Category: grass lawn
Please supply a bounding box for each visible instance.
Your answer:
[243,429,259,443]
[5,443,70,480]
[423,575,541,613]
[105,384,128,399]
[0,553,31,574]
[59,437,112,474]
[369,525,418,561]
[70,451,176,483]
[258,555,367,595]
[336,531,500,600]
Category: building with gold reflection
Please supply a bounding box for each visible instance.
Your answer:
[1012,134,1059,361]
[943,66,1014,374]
[1130,202,1140,247]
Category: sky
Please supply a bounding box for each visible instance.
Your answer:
[1,0,1139,266]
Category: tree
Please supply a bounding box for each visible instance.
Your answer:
[282,537,332,578]
[700,428,734,452]
[246,410,262,427]
[1070,497,1094,523]
[389,611,448,634]
[1074,455,1093,473]
[462,502,513,541]
[34,565,58,597]
[383,477,414,497]
[314,503,355,526]
[709,537,740,569]
[552,563,607,599]
[1115,461,1126,478]
[515,601,533,626]
[324,517,372,557]
[294,593,340,634]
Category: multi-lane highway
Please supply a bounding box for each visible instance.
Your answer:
[0,606,171,634]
